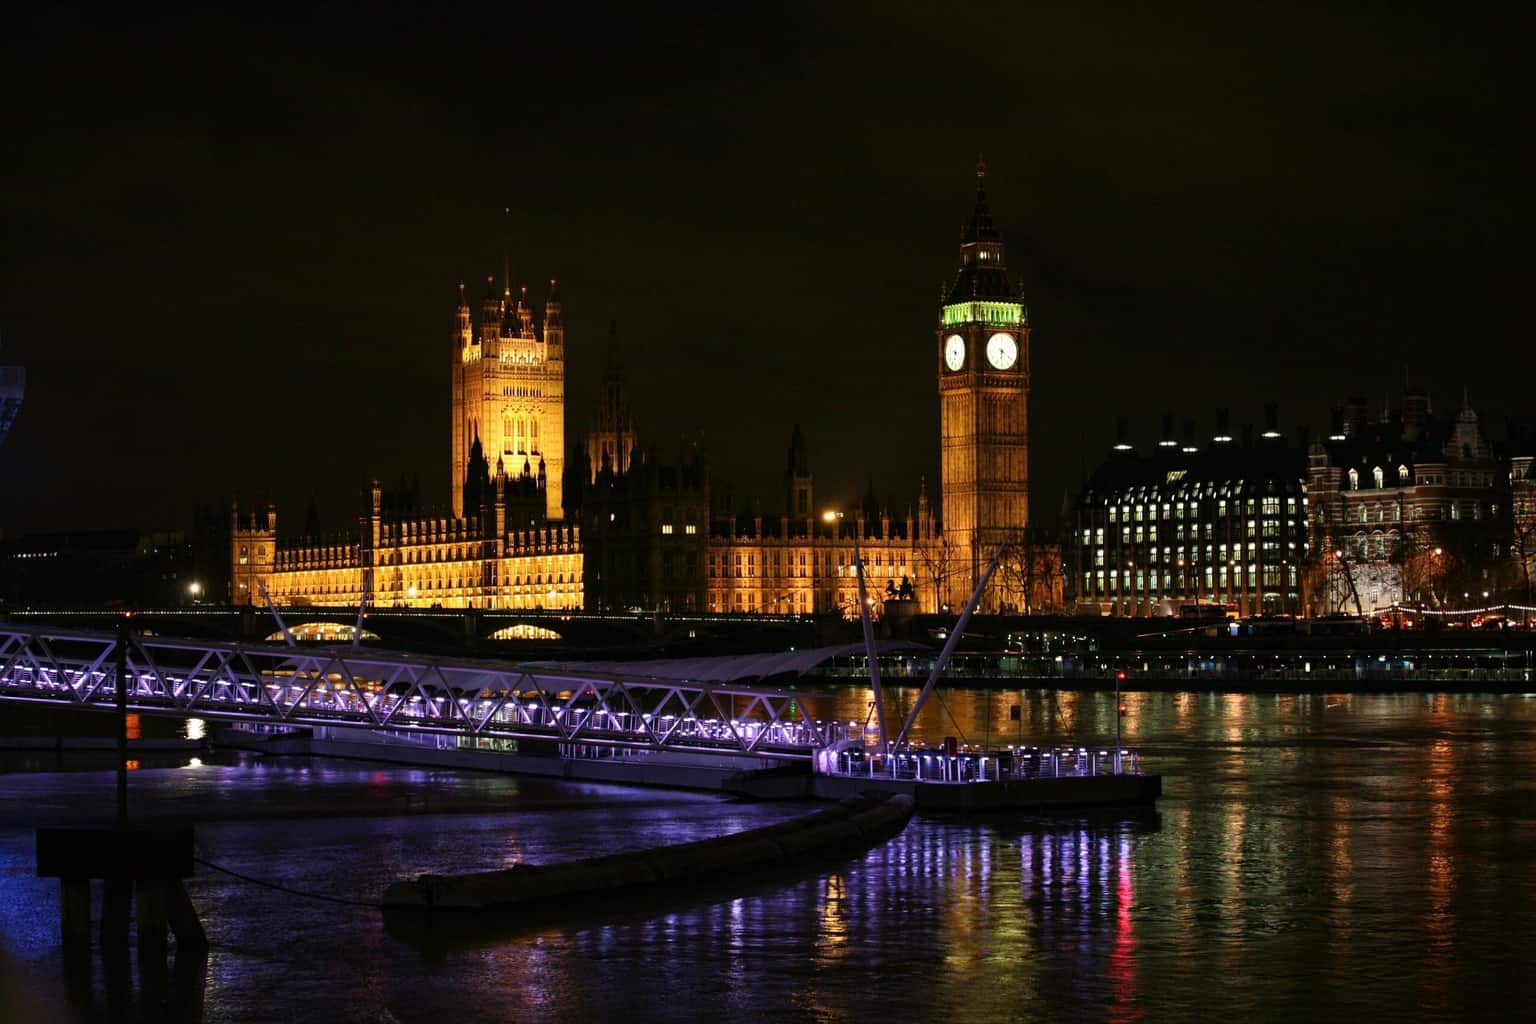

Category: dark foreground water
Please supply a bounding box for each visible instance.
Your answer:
[2,689,1535,1023]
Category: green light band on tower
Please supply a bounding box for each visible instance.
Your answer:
[941,301,1026,327]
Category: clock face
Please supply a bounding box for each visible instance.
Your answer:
[944,334,965,372]
[986,332,1018,370]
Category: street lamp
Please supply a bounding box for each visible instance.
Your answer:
[824,508,888,757]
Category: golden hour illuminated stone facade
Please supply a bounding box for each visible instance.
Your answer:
[232,480,582,610]
[451,277,565,520]
[232,273,580,611]
[233,170,1064,617]
[939,162,1031,610]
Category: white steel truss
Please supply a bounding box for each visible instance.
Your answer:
[0,625,846,761]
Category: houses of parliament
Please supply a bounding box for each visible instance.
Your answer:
[231,167,1063,618]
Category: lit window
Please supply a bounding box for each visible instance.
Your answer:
[662,524,674,535]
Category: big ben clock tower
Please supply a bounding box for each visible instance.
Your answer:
[938,160,1030,610]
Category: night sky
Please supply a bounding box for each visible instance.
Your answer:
[2,3,1533,537]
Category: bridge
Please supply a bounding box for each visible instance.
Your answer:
[0,621,1142,791]
[0,623,848,762]
[1,606,818,654]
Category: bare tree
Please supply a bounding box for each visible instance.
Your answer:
[1509,491,1536,623]
[1331,547,1366,618]
[913,535,961,612]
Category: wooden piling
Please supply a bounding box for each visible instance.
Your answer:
[100,877,130,947]
[60,878,90,947]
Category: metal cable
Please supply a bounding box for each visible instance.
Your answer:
[193,857,383,910]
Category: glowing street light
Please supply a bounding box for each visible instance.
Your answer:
[824,506,888,757]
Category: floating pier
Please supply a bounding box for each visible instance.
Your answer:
[382,792,915,912]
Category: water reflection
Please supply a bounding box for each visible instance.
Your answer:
[0,691,1534,1021]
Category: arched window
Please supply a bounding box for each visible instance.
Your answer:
[1348,468,1359,490]
[1398,464,1409,483]
[1373,466,1384,489]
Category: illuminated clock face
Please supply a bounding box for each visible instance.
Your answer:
[986,332,1018,370]
[944,334,965,371]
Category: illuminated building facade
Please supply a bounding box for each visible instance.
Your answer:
[233,270,581,610]
[703,452,939,618]
[938,161,1031,610]
[1307,390,1508,613]
[1075,416,1308,617]
[573,403,941,617]
[233,167,1068,617]
[451,276,565,520]
[233,470,582,610]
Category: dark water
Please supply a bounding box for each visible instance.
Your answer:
[3,689,1535,1023]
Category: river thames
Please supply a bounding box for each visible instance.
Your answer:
[2,687,1534,1022]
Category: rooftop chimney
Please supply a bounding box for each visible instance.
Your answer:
[1214,408,1233,443]
[1262,403,1281,439]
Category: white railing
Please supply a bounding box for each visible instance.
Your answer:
[0,624,843,762]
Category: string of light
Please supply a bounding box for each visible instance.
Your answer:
[1388,603,1536,617]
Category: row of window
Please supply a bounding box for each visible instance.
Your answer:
[1333,501,1496,525]
[1083,540,1298,566]
[1106,496,1301,522]
[1085,519,1299,544]
[1083,565,1298,592]
[1347,466,1499,490]
[706,551,913,578]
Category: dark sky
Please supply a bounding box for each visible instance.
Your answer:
[2,3,1533,536]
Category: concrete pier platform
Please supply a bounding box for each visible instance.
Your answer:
[809,771,1161,811]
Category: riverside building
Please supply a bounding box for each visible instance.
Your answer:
[1307,389,1508,613]
[1074,413,1308,617]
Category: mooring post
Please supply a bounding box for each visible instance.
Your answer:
[60,877,90,948]
[167,878,208,951]
[101,876,130,950]
[137,878,170,1008]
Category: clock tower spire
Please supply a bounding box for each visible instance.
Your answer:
[937,160,1031,611]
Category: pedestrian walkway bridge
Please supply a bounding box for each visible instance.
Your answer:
[0,624,1143,791]
[0,624,850,762]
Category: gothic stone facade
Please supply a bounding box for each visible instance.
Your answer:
[234,167,1060,617]
[234,272,580,611]
[938,162,1032,611]
[1307,392,1508,613]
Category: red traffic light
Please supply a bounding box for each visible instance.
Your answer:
[1114,670,1127,681]
[1118,703,1128,715]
